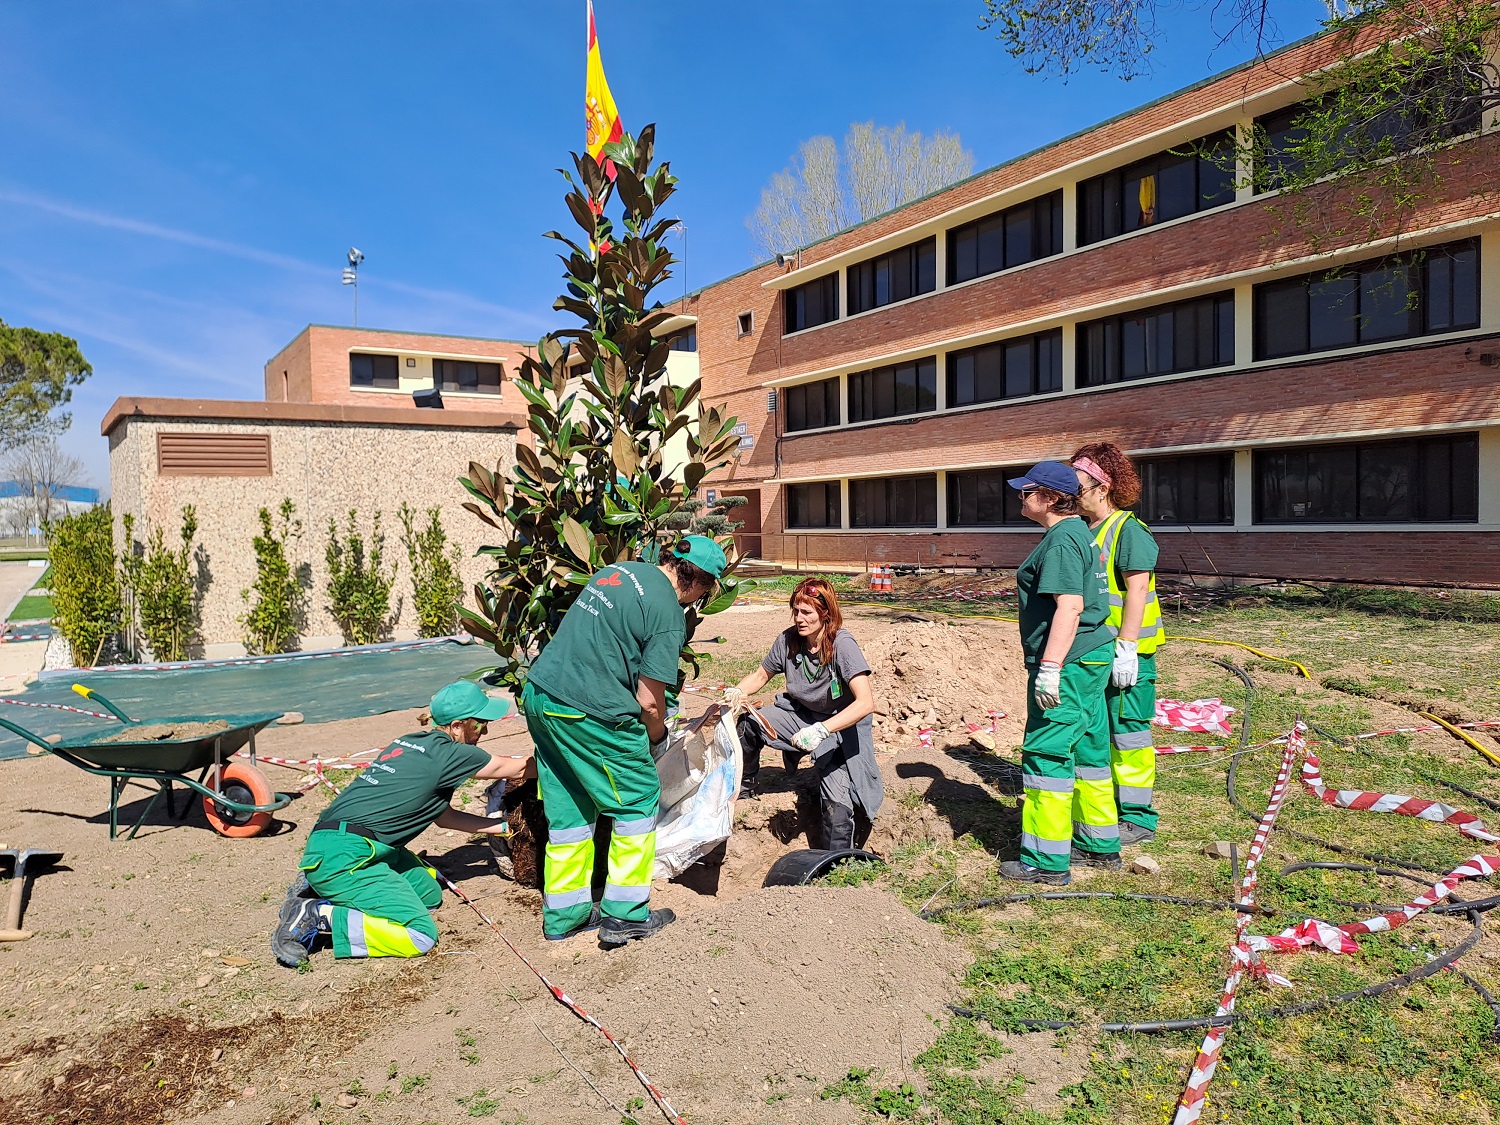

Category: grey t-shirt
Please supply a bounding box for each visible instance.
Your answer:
[762,628,872,717]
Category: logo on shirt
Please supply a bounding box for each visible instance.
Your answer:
[596,571,623,587]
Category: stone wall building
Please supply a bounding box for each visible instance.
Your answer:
[105,398,521,656]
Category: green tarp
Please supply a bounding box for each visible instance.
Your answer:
[0,639,499,761]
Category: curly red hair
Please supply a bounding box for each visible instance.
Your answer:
[1071,441,1142,509]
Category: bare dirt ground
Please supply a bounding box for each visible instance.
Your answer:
[0,604,1039,1125]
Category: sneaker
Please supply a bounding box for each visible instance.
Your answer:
[1069,846,1123,870]
[1119,823,1156,846]
[544,904,602,942]
[598,908,677,947]
[271,889,326,968]
[997,860,1071,886]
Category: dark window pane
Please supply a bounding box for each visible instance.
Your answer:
[1156,152,1197,221]
[1123,167,1153,233]
[786,386,807,431]
[788,482,841,529]
[1037,330,1062,392]
[1256,281,1308,358]
[1359,263,1417,342]
[976,344,1002,403]
[1199,132,1237,208]
[1308,275,1359,351]
[350,352,399,389]
[1004,208,1033,269]
[1358,440,1414,520]
[1448,435,1479,519]
[1216,295,1236,364]
[1137,454,1234,524]
[1004,339,1032,397]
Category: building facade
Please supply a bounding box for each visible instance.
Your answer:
[686,29,1500,587]
[263,324,531,412]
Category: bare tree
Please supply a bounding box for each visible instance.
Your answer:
[2,438,87,543]
[748,123,975,261]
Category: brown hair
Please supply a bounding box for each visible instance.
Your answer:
[1071,441,1142,509]
[1031,487,1082,516]
[788,577,843,664]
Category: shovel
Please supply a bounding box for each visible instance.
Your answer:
[0,847,64,942]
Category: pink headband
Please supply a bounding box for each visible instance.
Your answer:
[1074,456,1112,488]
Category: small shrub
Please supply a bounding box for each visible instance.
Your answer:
[120,506,200,662]
[240,499,306,655]
[46,504,121,666]
[326,509,397,646]
[398,502,464,637]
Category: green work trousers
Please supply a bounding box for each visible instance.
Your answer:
[1019,641,1116,873]
[521,681,660,937]
[299,828,441,958]
[1107,652,1159,832]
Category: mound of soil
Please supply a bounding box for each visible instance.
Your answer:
[863,619,1028,750]
[96,720,230,744]
[889,572,1016,597]
[580,884,967,1113]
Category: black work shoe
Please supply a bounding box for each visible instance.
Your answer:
[997,860,1071,886]
[598,908,677,947]
[271,888,326,968]
[544,904,602,942]
[738,774,761,801]
[1119,823,1157,846]
[1070,846,1123,870]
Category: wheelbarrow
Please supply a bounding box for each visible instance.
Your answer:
[0,686,292,841]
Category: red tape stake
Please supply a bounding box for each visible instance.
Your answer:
[435,870,689,1125]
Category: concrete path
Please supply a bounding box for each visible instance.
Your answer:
[0,561,49,695]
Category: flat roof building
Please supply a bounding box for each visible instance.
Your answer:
[684,27,1500,587]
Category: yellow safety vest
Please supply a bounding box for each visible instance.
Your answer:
[1094,510,1165,655]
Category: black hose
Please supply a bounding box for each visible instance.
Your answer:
[950,907,1487,1034]
[1410,768,1500,814]
[920,891,1273,921]
[1219,665,1446,876]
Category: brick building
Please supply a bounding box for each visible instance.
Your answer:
[682,29,1500,587]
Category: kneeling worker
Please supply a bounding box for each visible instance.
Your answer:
[523,536,726,946]
[271,681,529,968]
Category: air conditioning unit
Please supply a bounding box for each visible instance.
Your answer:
[767,389,778,413]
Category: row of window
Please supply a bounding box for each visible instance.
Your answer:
[780,73,1483,337]
[349,353,504,395]
[785,433,1480,529]
[780,240,1480,432]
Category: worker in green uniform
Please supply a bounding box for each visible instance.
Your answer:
[523,535,726,945]
[999,461,1118,886]
[270,680,529,968]
[1073,441,1165,845]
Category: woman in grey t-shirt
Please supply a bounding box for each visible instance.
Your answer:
[724,578,884,850]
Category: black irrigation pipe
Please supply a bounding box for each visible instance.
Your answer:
[1410,768,1500,815]
[935,659,1500,1040]
[920,891,1274,922]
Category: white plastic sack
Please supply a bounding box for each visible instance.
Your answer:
[652,709,742,879]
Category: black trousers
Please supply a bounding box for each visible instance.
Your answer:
[738,715,871,850]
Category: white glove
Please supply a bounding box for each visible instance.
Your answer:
[791,722,831,752]
[1112,639,1140,689]
[1033,663,1062,711]
[723,686,746,711]
[649,732,670,756]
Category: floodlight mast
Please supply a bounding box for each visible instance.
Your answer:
[342,248,364,326]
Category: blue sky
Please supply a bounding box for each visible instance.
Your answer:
[0,1,1326,490]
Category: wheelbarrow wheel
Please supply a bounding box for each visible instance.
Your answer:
[203,762,275,838]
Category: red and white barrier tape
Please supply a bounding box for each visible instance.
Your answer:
[1173,723,1304,1125]
[0,632,51,644]
[0,697,114,720]
[434,870,689,1125]
[1156,698,1236,735]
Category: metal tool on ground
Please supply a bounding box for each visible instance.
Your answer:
[0,847,63,942]
[0,708,290,840]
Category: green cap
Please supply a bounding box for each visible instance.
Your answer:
[430,681,514,726]
[670,534,728,578]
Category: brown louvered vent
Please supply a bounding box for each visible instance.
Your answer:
[156,432,272,477]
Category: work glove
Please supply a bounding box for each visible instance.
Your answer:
[790,722,831,752]
[1033,662,1063,711]
[723,686,747,711]
[1112,639,1140,689]
[649,732,670,757]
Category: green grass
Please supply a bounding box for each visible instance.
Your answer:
[8,592,53,622]
[812,593,1500,1125]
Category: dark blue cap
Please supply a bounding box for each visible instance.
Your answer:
[1007,461,1082,495]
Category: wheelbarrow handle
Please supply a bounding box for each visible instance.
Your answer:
[0,714,53,752]
[72,684,132,723]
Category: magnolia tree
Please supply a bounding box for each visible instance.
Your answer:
[458,125,746,689]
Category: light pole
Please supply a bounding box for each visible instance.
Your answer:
[342,247,364,326]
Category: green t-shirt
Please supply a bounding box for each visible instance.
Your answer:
[1015,516,1114,666]
[1112,513,1160,575]
[527,561,686,723]
[317,728,489,848]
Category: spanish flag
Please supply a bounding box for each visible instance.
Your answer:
[585,1,622,164]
